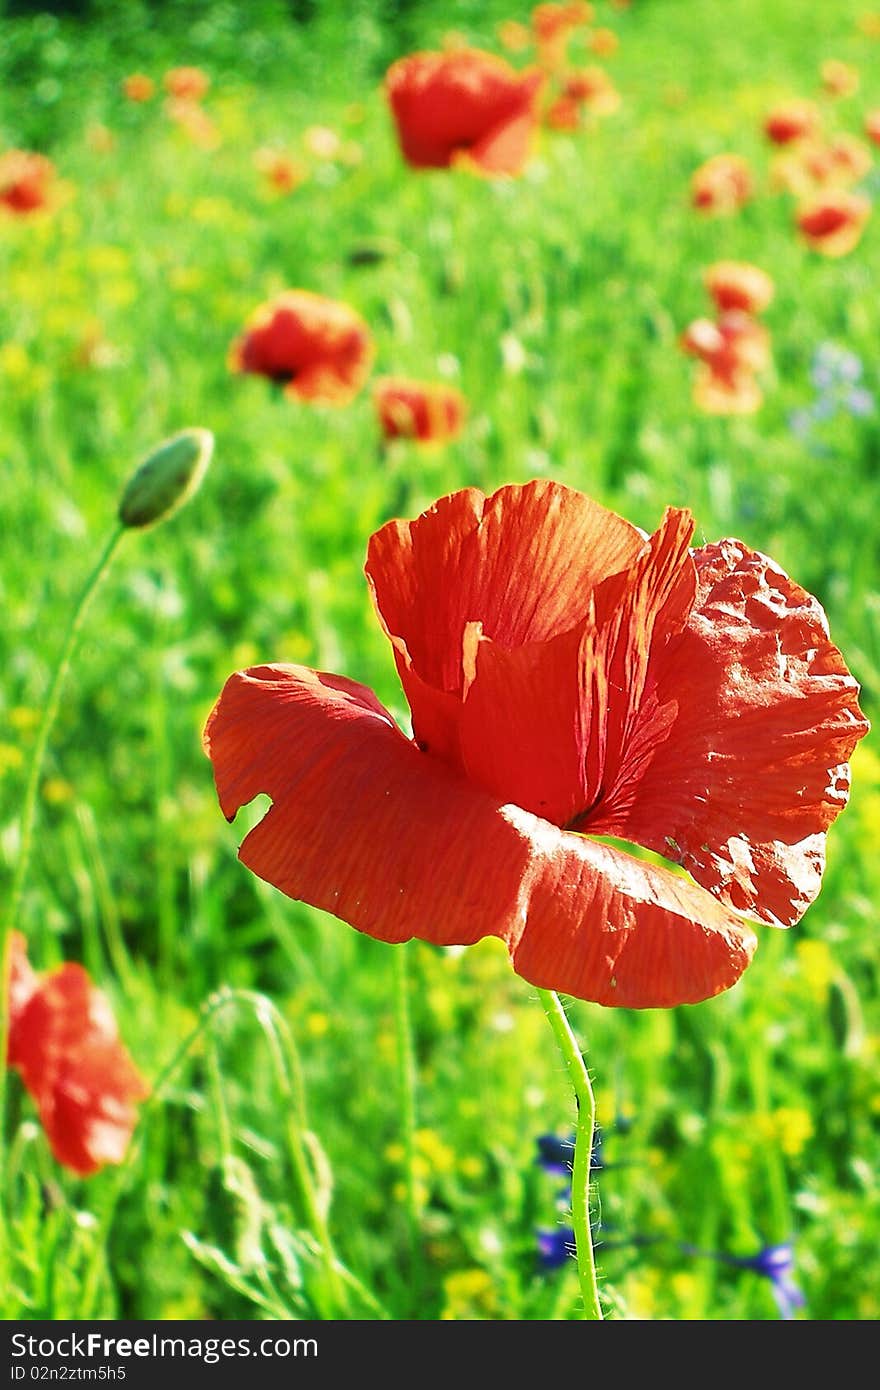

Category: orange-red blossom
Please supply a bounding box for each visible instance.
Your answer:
[374,378,467,444]
[205,482,867,1011]
[385,49,543,176]
[7,935,148,1175]
[0,150,55,215]
[229,291,374,406]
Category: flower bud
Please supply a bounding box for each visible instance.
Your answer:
[118,427,213,529]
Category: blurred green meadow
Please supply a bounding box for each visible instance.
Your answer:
[1,0,879,1320]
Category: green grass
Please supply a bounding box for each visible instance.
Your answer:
[1,0,879,1320]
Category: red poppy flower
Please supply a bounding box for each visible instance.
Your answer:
[680,313,767,416]
[681,313,770,378]
[589,28,620,56]
[497,19,533,53]
[547,95,583,131]
[229,291,374,406]
[703,262,775,316]
[763,101,819,145]
[205,482,867,1010]
[163,66,210,101]
[562,66,621,115]
[7,934,148,1176]
[532,3,594,66]
[122,73,155,102]
[820,59,859,98]
[866,111,880,147]
[374,378,466,444]
[254,148,306,194]
[0,150,55,216]
[796,190,871,256]
[385,50,544,176]
[691,154,753,214]
[804,134,872,187]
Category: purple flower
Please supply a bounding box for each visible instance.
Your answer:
[680,1239,806,1319]
[537,1226,576,1270]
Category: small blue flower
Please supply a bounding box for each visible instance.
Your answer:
[810,342,863,391]
[537,1226,576,1270]
[536,1133,575,1178]
[788,407,815,439]
[680,1239,806,1319]
[845,387,875,418]
[729,1242,807,1320]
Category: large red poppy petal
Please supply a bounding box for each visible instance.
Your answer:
[591,539,869,926]
[458,621,591,824]
[205,663,757,1007]
[366,481,645,707]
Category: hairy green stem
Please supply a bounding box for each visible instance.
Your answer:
[393,944,422,1304]
[0,524,125,1270]
[537,988,603,1321]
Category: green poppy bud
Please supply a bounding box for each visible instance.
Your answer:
[118,428,214,529]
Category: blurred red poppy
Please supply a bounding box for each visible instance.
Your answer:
[254,148,306,194]
[385,49,543,176]
[497,19,532,53]
[563,66,621,115]
[205,482,867,1010]
[763,101,819,145]
[589,28,620,56]
[820,59,859,97]
[0,150,55,215]
[797,190,871,256]
[680,313,769,415]
[166,99,221,149]
[7,934,148,1176]
[704,262,775,315]
[547,94,582,130]
[164,66,210,101]
[229,291,374,406]
[864,110,880,147]
[802,133,872,187]
[691,364,763,415]
[374,378,466,444]
[122,73,155,102]
[691,154,753,214]
[532,3,594,66]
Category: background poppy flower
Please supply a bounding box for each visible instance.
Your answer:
[229,290,374,405]
[797,190,871,255]
[7,934,148,1176]
[385,49,544,176]
[163,66,210,101]
[205,482,866,1011]
[589,28,620,57]
[763,101,819,145]
[374,377,467,444]
[497,19,532,53]
[532,3,594,67]
[0,150,55,215]
[253,147,306,194]
[562,66,621,115]
[122,73,155,102]
[820,59,859,97]
[681,312,770,374]
[691,154,753,213]
[547,94,582,130]
[681,313,769,415]
[703,262,775,315]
